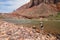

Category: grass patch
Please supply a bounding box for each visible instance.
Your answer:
[0,16,4,19]
[48,12,60,20]
[2,19,60,34]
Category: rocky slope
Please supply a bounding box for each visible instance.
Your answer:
[0,20,60,40]
[11,0,60,19]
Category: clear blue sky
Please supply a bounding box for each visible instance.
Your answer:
[0,0,30,13]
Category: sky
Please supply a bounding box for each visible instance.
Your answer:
[0,0,30,13]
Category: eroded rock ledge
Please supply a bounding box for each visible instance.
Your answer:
[28,0,60,8]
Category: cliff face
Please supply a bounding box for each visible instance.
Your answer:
[28,0,60,9]
[29,0,54,8]
[56,2,60,11]
[12,0,60,19]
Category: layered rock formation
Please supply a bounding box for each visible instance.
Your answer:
[29,0,55,8]
[12,0,60,19]
[29,0,60,7]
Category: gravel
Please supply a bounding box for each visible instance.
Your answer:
[0,20,59,40]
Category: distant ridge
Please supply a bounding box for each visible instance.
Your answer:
[1,0,60,19]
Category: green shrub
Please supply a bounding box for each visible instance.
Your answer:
[0,16,4,19]
[56,12,60,17]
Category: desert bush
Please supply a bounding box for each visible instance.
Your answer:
[0,16,4,19]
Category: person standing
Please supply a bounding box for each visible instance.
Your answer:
[40,21,44,30]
